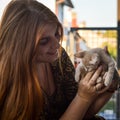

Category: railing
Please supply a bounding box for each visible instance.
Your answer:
[69,27,120,69]
[66,27,120,120]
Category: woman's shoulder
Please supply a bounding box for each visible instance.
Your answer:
[51,47,74,69]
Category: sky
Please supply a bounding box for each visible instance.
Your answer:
[0,0,117,27]
[71,0,117,27]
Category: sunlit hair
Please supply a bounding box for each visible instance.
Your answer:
[0,0,63,119]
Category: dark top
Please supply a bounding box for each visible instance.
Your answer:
[39,48,78,120]
[39,48,105,120]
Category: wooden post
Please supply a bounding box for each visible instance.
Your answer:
[116,0,120,119]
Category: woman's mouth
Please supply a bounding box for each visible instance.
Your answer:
[47,50,59,58]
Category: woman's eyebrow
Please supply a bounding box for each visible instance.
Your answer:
[41,33,50,38]
[40,36,50,40]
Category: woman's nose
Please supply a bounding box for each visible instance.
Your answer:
[51,37,60,49]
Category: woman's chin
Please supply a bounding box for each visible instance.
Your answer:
[48,53,59,61]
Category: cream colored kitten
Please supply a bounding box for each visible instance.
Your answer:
[75,48,116,86]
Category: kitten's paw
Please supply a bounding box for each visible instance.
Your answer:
[75,75,79,82]
[104,81,110,86]
[104,75,113,86]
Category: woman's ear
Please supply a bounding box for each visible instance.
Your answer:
[74,51,86,58]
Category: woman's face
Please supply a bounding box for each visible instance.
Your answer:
[34,24,61,63]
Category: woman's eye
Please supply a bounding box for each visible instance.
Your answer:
[39,37,50,45]
[55,32,60,41]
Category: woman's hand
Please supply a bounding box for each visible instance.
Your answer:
[60,66,105,120]
[83,67,120,119]
[77,66,108,102]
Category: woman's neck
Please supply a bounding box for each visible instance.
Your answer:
[36,63,55,96]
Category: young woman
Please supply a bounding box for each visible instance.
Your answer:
[0,0,119,120]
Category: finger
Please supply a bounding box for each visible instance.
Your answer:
[97,86,108,94]
[96,84,111,94]
[83,71,95,82]
[89,66,103,85]
[95,82,104,91]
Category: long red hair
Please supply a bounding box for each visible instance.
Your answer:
[0,0,63,119]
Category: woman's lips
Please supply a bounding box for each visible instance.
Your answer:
[48,50,58,55]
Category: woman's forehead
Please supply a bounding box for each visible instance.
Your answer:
[36,24,57,41]
[41,24,58,36]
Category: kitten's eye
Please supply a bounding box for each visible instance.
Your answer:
[39,37,50,45]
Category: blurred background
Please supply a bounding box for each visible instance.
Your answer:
[1,0,120,119]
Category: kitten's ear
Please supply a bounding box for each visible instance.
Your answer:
[103,46,110,55]
[74,51,86,58]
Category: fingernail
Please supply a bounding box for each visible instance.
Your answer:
[99,65,103,70]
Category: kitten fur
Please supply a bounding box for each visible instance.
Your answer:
[75,48,116,86]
